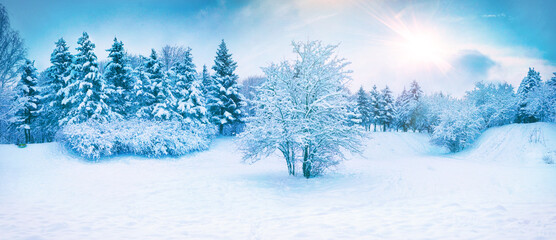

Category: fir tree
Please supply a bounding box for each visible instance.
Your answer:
[409,80,423,100]
[61,32,112,125]
[408,80,425,131]
[355,86,371,131]
[369,85,381,131]
[208,39,244,134]
[104,37,133,116]
[185,77,207,123]
[139,49,178,120]
[201,64,211,95]
[393,88,411,132]
[133,56,156,117]
[41,38,73,134]
[380,85,394,131]
[516,68,543,123]
[172,47,197,119]
[10,60,39,143]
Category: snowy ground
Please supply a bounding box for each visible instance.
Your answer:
[1,123,555,239]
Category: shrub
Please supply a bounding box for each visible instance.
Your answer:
[57,119,216,160]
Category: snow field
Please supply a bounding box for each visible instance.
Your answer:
[0,123,555,239]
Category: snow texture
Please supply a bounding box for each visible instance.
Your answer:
[1,123,555,239]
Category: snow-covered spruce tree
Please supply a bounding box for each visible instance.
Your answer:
[10,60,39,143]
[240,41,364,178]
[408,80,426,132]
[60,32,113,125]
[104,37,133,116]
[208,40,244,135]
[380,85,394,131]
[201,64,211,96]
[171,47,203,122]
[40,38,73,137]
[516,68,543,123]
[369,85,381,131]
[137,49,179,120]
[132,56,155,116]
[431,100,482,152]
[355,86,372,131]
[393,88,411,132]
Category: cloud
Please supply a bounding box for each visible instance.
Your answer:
[452,49,496,77]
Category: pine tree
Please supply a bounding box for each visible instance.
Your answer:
[133,56,156,117]
[41,38,73,135]
[185,77,207,123]
[171,47,197,120]
[61,32,112,125]
[104,37,133,116]
[408,80,424,131]
[355,86,371,131]
[201,64,211,95]
[517,68,543,123]
[139,49,178,120]
[208,39,244,134]
[408,80,423,100]
[10,60,40,143]
[393,88,411,132]
[369,85,381,131]
[380,85,394,131]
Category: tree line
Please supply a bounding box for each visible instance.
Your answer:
[7,32,245,144]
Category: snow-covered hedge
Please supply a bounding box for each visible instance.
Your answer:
[57,119,216,159]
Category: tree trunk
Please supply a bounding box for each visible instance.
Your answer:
[302,145,311,179]
[218,124,224,135]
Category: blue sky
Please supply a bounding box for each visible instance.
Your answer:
[3,0,556,96]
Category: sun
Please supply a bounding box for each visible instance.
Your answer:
[403,33,441,62]
[395,29,452,72]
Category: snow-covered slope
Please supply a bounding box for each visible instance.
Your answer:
[460,122,556,165]
[0,124,555,239]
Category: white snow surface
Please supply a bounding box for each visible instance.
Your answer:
[1,123,555,239]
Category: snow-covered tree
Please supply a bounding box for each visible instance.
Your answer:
[40,38,73,135]
[137,49,179,120]
[369,85,381,131]
[132,56,155,116]
[431,100,482,152]
[355,86,371,131]
[10,59,39,143]
[465,81,517,128]
[207,40,244,134]
[240,41,364,178]
[104,37,133,116]
[516,68,543,123]
[408,80,425,132]
[60,32,112,125]
[379,85,394,131]
[419,92,453,133]
[171,47,197,120]
[240,76,265,117]
[201,64,212,95]
[548,73,556,122]
[393,88,411,132]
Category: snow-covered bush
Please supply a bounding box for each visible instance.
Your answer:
[57,119,215,160]
[431,101,483,152]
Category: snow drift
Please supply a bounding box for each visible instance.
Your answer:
[0,123,555,239]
